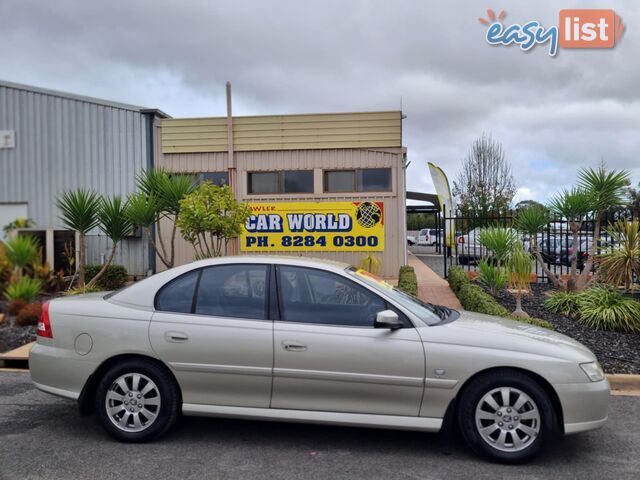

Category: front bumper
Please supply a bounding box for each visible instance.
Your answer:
[555,378,610,435]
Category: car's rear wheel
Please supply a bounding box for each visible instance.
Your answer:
[458,370,558,463]
[96,359,180,442]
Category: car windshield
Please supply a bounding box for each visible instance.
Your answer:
[347,267,443,325]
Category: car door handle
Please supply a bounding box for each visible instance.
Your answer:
[282,341,307,352]
[165,331,189,342]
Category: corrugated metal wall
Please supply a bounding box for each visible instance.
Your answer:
[162,111,402,153]
[157,148,406,278]
[0,83,150,275]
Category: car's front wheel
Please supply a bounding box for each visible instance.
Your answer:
[458,370,558,463]
[95,359,180,442]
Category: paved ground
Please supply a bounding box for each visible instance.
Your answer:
[408,253,462,310]
[1,372,639,480]
[409,245,447,279]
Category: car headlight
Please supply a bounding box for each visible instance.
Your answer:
[580,362,605,382]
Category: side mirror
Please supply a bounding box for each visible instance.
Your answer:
[374,310,403,330]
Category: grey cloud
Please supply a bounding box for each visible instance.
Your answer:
[1,0,639,203]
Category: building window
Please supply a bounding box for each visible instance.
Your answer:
[324,170,355,193]
[198,172,229,186]
[359,168,392,192]
[324,168,392,193]
[248,171,313,194]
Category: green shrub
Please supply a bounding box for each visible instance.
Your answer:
[544,291,582,317]
[447,266,469,295]
[4,277,42,302]
[448,267,553,329]
[576,286,640,332]
[397,266,418,296]
[4,235,40,273]
[85,264,128,290]
[477,259,508,295]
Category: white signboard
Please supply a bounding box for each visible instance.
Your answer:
[1,130,15,149]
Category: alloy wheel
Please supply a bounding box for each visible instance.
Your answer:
[104,373,162,433]
[474,386,541,452]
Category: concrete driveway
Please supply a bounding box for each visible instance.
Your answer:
[1,371,638,480]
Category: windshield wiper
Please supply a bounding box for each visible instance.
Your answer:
[431,304,450,320]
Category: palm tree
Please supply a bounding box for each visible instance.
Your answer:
[513,204,564,290]
[86,196,133,289]
[508,244,533,318]
[57,189,101,287]
[548,188,592,291]
[126,169,196,269]
[576,166,630,288]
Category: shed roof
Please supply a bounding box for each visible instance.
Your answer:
[0,79,170,117]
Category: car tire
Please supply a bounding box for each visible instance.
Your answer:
[458,370,558,463]
[95,358,180,442]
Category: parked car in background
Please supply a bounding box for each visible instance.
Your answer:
[536,236,567,266]
[407,235,417,246]
[456,228,529,265]
[417,228,441,246]
[30,256,609,463]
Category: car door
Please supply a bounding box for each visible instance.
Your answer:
[271,265,425,416]
[149,263,273,408]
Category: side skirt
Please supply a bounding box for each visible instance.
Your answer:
[182,403,443,432]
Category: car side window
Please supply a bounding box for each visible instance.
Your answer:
[195,265,268,320]
[155,269,200,313]
[278,266,386,327]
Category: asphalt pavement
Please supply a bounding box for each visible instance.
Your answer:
[1,371,638,480]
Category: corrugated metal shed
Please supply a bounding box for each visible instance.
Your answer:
[162,111,402,153]
[0,80,166,276]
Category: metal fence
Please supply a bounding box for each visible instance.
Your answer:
[440,208,638,286]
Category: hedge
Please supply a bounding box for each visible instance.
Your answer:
[447,267,553,329]
[397,266,418,296]
[85,264,129,291]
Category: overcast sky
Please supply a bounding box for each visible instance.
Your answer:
[2,0,639,204]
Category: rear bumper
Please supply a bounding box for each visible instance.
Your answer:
[555,378,610,435]
[29,343,96,401]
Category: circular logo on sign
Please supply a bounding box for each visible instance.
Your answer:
[356,202,382,228]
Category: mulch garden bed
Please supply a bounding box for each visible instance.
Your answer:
[0,323,36,354]
[490,283,640,374]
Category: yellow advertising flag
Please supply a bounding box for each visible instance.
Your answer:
[428,162,456,247]
[240,201,384,252]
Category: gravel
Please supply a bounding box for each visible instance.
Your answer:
[491,283,640,374]
[0,318,36,353]
[0,322,36,353]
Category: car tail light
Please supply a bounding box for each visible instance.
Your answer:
[37,302,53,338]
[457,236,464,244]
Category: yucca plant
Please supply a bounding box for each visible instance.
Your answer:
[543,291,582,317]
[514,204,565,290]
[127,169,196,269]
[597,219,640,292]
[57,189,102,287]
[508,244,533,317]
[577,286,640,332]
[577,166,630,289]
[4,277,42,303]
[477,259,508,296]
[477,227,518,268]
[547,188,593,291]
[3,235,40,278]
[86,196,133,289]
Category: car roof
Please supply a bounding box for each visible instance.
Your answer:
[108,255,352,310]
